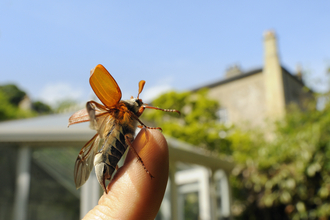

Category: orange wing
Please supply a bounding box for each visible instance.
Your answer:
[90,64,122,108]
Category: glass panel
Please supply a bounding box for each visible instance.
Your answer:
[0,146,17,220]
[27,147,80,220]
[217,108,229,124]
[184,192,199,220]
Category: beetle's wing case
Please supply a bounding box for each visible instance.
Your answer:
[90,64,122,108]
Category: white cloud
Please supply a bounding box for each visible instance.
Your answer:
[141,84,172,103]
[38,82,84,106]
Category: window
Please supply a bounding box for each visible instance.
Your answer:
[217,108,229,124]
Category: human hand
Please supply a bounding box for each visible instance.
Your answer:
[82,128,169,220]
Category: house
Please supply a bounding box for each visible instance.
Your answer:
[193,31,312,128]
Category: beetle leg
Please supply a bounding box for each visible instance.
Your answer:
[125,134,154,179]
[136,105,145,117]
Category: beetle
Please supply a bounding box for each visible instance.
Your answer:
[68,64,179,193]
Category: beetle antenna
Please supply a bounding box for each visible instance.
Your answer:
[137,80,145,99]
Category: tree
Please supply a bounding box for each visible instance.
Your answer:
[144,87,330,219]
[0,84,26,106]
[32,101,52,114]
[0,84,52,121]
[0,90,35,120]
[143,89,231,219]
[0,90,19,120]
[229,98,330,220]
[54,99,78,113]
[142,88,231,154]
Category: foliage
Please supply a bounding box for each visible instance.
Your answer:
[0,84,26,106]
[0,90,36,120]
[230,98,330,220]
[184,192,199,220]
[142,89,232,154]
[0,90,18,120]
[0,84,52,121]
[54,99,78,113]
[144,87,330,219]
[32,101,52,114]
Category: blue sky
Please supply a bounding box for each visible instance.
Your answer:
[0,1,329,106]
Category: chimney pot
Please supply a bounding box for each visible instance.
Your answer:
[225,65,242,78]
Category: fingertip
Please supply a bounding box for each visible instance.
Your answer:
[125,128,168,166]
[135,128,167,147]
[124,128,169,218]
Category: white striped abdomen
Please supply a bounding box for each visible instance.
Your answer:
[93,124,135,191]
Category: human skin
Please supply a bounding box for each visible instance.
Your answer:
[82,128,169,220]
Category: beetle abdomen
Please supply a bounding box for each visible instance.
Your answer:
[94,124,134,192]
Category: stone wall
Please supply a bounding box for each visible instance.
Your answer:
[207,72,267,128]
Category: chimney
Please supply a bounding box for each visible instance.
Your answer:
[263,30,286,119]
[18,95,32,111]
[296,64,303,81]
[225,65,242,78]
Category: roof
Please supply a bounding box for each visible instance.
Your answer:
[0,113,234,172]
[0,113,94,143]
[191,66,304,92]
[191,68,262,92]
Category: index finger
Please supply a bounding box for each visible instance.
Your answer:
[83,128,169,220]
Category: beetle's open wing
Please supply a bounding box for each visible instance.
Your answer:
[68,108,89,126]
[73,102,115,189]
[90,64,122,108]
[74,134,101,189]
[68,101,108,127]
[74,103,116,189]
[86,101,116,139]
